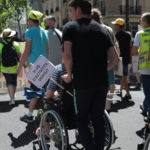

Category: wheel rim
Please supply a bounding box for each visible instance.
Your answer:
[40,110,68,150]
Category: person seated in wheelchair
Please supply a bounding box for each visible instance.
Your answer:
[46,64,76,129]
[25,63,76,129]
[35,63,76,142]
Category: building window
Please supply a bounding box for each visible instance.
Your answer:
[120,0,141,15]
[45,9,49,15]
[63,0,67,3]
[50,8,54,13]
[56,6,59,11]
[100,0,105,15]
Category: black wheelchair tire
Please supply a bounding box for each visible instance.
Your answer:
[144,134,150,150]
[104,110,114,150]
[74,110,114,150]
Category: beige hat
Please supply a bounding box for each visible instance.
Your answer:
[0,28,16,38]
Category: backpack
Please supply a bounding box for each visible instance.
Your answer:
[1,41,19,67]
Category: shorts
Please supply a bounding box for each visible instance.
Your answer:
[108,69,115,85]
[30,80,49,92]
[123,64,129,76]
[3,73,17,87]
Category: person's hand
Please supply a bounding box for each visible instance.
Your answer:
[17,63,23,77]
[61,74,72,83]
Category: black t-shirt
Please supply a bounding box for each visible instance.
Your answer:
[62,18,113,89]
[115,30,132,64]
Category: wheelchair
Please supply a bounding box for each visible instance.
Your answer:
[24,80,115,150]
[37,81,115,150]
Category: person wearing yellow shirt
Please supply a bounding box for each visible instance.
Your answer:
[0,28,21,105]
[132,12,150,117]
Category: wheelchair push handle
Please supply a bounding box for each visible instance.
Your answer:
[50,77,73,97]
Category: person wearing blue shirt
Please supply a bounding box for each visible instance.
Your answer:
[18,10,49,123]
[25,27,48,64]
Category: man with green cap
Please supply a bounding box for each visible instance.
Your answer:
[18,10,49,123]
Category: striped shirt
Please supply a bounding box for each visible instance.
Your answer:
[47,64,66,92]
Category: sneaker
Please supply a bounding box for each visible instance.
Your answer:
[140,110,147,117]
[140,104,144,111]
[139,104,147,117]
[20,114,34,123]
[122,94,132,100]
[9,100,15,105]
[135,83,141,90]
[116,90,122,97]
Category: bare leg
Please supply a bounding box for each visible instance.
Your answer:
[120,77,124,93]
[135,72,141,83]
[123,76,130,95]
[7,85,16,100]
[46,90,55,99]
[109,84,115,93]
[28,98,38,113]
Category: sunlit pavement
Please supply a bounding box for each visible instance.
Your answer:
[0,87,145,150]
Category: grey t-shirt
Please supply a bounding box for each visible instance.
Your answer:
[47,28,62,65]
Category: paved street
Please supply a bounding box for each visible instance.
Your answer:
[0,87,145,150]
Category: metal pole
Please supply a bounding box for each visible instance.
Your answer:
[125,0,129,31]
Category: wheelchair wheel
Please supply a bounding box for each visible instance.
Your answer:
[75,110,114,150]
[40,110,69,150]
[144,134,150,150]
[104,110,114,150]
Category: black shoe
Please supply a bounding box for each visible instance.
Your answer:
[140,110,147,117]
[116,90,122,97]
[140,104,147,117]
[122,94,132,100]
[140,104,144,110]
[20,114,34,123]
[137,143,144,150]
[135,83,141,90]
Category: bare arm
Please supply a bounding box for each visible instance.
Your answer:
[17,40,31,75]
[131,46,139,56]
[62,41,72,82]
[107,46,119,70]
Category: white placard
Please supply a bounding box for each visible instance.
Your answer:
[26,55,56,89]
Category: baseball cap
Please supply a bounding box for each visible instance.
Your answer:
[28,10,43,21]
[111,18,125,26]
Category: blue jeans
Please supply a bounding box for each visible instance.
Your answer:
[141,75,150,113]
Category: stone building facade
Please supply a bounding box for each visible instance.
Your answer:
[99,0,150,36]
[32,0,150,36]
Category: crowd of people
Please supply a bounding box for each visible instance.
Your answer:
[0,0,150,150]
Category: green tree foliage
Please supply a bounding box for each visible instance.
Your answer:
[0,0,31,37]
